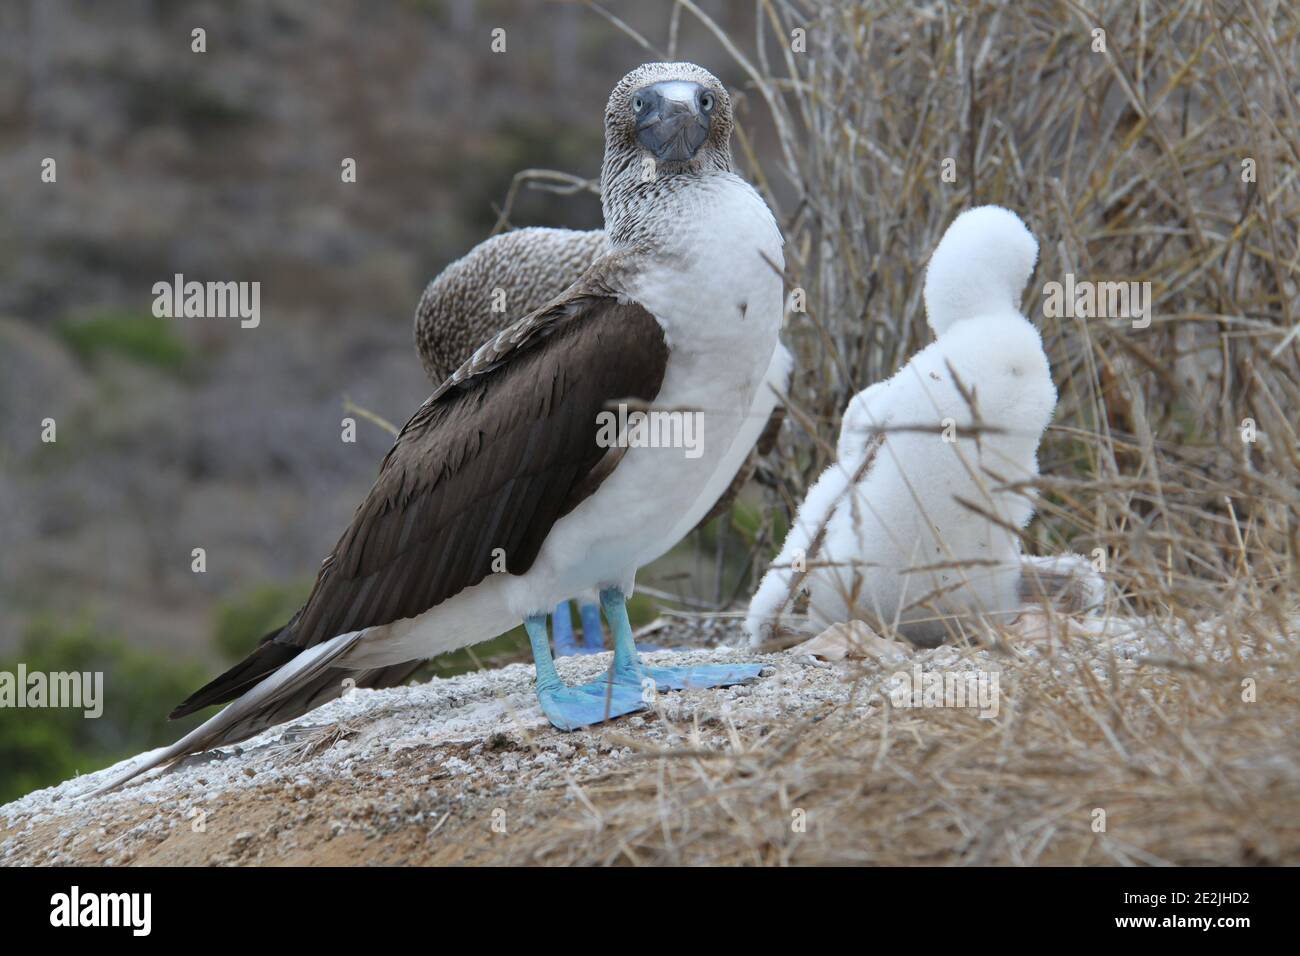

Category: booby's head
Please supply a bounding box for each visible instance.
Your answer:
[923,206,1038,337]
[606,62,732,169]
[600,63,734,234]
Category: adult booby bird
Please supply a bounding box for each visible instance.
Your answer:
[98,62,786,792]
[746,206,1096,647]
[412,226,790,655]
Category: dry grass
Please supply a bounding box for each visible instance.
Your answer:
[559,0,1300,864]
[493,625,1299,865]
[718,0,1300,609]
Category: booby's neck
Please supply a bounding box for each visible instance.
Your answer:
[594,138,783,363]
[600,145,736,249]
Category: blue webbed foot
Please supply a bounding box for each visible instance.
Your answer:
[526,611,647,730]
[525,591,769,733]
[640,662,766,692]
[535,676,647,731]
[599,587,766,696]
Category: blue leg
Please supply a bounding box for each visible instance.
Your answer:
[524,613,647,731]
[600,587,646,684]
[551,600,579,656]
[598,588,766,694]
[578,600,606,653]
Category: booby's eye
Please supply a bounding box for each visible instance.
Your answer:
[699,91,715,112]
[632,95,644,112]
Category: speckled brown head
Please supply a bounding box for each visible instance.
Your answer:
[600,62,735,240]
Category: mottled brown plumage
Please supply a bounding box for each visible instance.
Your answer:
[414,228,607,384]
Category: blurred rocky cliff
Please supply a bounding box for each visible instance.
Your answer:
[0,0,752,657]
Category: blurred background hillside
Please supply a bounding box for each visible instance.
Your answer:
[0,0,782,798]
[2,0,1297,806]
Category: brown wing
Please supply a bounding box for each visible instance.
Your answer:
[172,296,667,717]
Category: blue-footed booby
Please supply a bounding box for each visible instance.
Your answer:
[746,206,1099,649]
[413,229,790,656]
[97,62,787,792]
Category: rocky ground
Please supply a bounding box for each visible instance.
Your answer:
[1,641,815,866]
[8,612,1294,867]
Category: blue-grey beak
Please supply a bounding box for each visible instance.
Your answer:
[633,81,713,163]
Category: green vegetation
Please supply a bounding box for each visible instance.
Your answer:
[729,497,788,554]
[0,616,207,804]
[56,312,189,371]
[212,581,311,662]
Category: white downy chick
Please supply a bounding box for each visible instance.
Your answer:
[747,206,1065,646]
